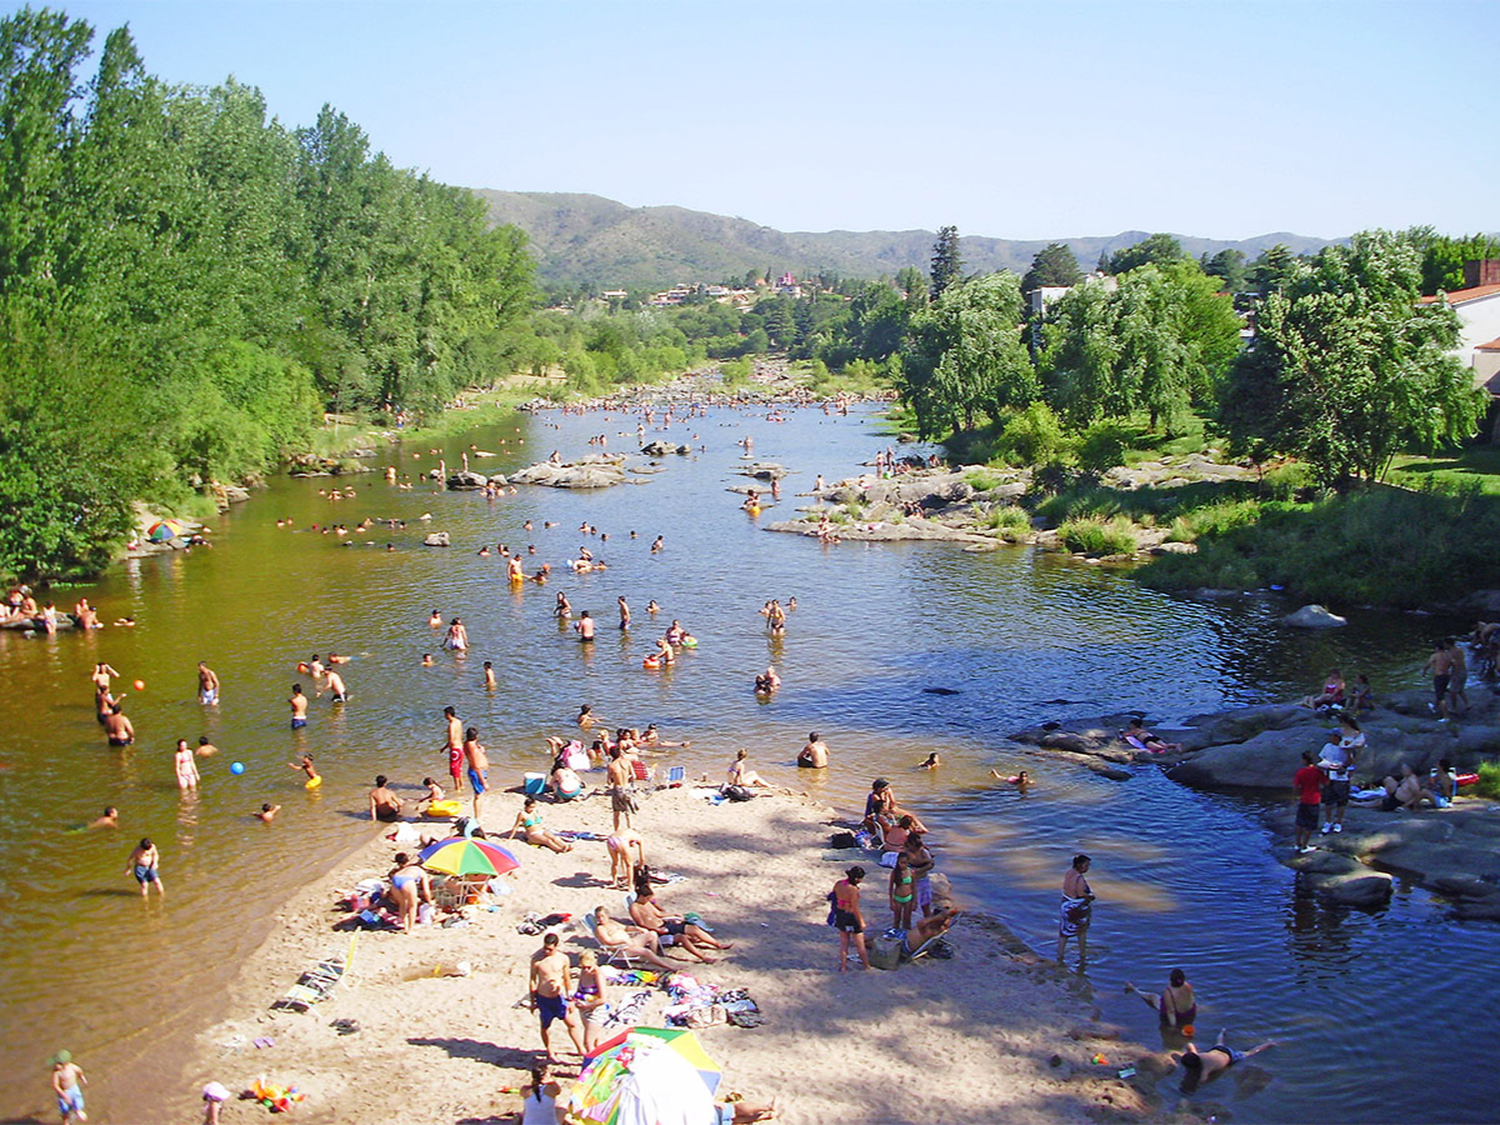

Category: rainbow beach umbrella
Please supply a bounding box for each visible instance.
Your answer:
[416,836,519,877]
[568,1028,720,1125]
[146,518,185,542]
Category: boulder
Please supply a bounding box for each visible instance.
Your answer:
[1319,871,1393,908]
[1289,849,1363,876]
[640,440,690,456]
[422,531,451,547]
[446,471,490,490]
[510,457,628,489]
[1282,604,1347,628]
[1169,725,1330,790]
[1177,704,1313,752]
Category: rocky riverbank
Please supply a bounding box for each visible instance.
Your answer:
[1007,688,1500,912]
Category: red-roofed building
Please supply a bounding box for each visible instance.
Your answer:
[1420,260,1500,397]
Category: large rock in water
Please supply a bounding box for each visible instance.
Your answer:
[422,531,451,547]
[640,440,690,456]
[446,471,491,490]
[510,456,628,489]
[1282,604,1347,628]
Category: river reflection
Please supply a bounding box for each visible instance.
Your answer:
[0,399,1486,1123]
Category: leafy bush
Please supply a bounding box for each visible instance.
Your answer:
[1076,421,1131,475]
[1059,516,1138,556]
[720,358,752,387]
[1475,762,1500,800]
[996,402,1073,466]
[980,506,1033,535]
[965,470,1004,492]
[1166,499,1264,542]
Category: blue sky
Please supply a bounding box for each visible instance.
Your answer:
[42,0,1498,241]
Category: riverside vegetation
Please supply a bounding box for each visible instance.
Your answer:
[4,6,1497,611]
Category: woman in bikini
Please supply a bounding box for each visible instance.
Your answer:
[388,853,429,934]
[1125,968,1197,1030]
[832,867,870,971]
[571,950,610,1052]
[506,798,574,853]
[889,850,915,932]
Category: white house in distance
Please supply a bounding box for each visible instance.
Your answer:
[1419,259,1500,395]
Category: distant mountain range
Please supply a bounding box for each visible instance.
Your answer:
[471,189,1338,289]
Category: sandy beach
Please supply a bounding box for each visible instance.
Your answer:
[173,782,1156,1125]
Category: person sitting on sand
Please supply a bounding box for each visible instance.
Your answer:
[1301,669,1345,711]
[726,748,769,789]
[1382,763,1438,811]
[419,777,445,809]
[1126,969,1197,1029]
[519,1064,564,1125]
[991,769,1031,794]
[551,753,585,802]
[591,906,678,970]
[864,778,927,836]
[1123,718,1182,753]
[1175,1029,1276,1093]
[507,797,575,853]
[880,815,917,863]
[629,888,729,963]
[255,803,281,823]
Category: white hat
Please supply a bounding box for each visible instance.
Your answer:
[202,1082,230,1102]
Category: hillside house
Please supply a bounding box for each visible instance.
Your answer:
[1419,259,1500,396]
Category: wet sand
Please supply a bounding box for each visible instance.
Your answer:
[173,785,1155,1125]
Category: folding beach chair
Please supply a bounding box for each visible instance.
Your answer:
[582,913,643,969]
[665,766,685,784]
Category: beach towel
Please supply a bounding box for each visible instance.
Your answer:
[1059,895,1091,937]
[601,989,652,1030]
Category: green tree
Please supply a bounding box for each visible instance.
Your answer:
[895,265,927,308]
[898,272,1035,435]
[1105,233,1185,275]
[1200,248,1248,293]
[1021,242,1083,294]
[1416,231,1500,295]
[929,225,963,300]
[1220,230,1486,488]
[1247,243,1298,294]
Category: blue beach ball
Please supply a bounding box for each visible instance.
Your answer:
[230,762,245,775]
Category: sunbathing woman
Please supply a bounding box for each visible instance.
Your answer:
[507,798,575,853]
[901,907,962,957]
[1123,718,1182,753]
[727,748,770,789]
[1301,669,1345,710]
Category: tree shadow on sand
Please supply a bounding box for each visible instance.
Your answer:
[407,1037,539,1071]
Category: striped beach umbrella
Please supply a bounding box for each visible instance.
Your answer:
[416,836,519,877]
[146,518,185,542]
[567,1028,719,1125]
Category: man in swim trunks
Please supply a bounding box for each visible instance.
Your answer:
[1176,1029,1276,1091]
[798,732,829,769]
[127,838,164,897]
[1292,750,1323,854]
[529,933,584,1062]
[369,775,402,822]
[464,728,489,818]
[606,747,636,830]
[289,684,308,729]
[629,889,731,961]
[1424,640,1452,715]
[197,661,220,706]
[103,704,134,747]
[443,706,465,792]
[324,669,348,703]
[574,611,596,641]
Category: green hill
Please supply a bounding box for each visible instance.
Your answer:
[471,188,1336,288]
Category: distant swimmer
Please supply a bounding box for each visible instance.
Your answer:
[919,753,940,770]
[755,667,780,694]
[1175,1030,1276,1093]
[575,611,596,642]
[483,661,497,689]
[555,592,572,619]
[197,661,220,705]
[429,610,443,627]
[577,704,597,729]
[651,536,664,553]
[618,596,631,631]
[798,732,829,769]
[289,684,308,729]
[991,769,1031,794]
[646,599,660,614]
[89,806,119,829]
[421,653,434,667]
[255,803,281,823]
[443,617,469,652]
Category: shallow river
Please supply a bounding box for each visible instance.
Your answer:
[0,398,1487,1123]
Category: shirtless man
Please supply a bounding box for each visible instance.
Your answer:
[592,906,679,970]
[197,661,220,706]
[798,732,829,769]
[574,611,596,642]
[443,706,465,792]
[604,747,637,830]
[89,807,119,829]
[1176,1029,1276,1090]
[127,838,164,897]
[289,685,309,729]
[618,596,631,631]
[324,669,349,703]
[90,663,119,696]
[464,728,489,818]
[369,775,402,822]
[1443,638,1468,718]
[529,933,585,1062]
[483,661,497,689]
[103,704,134,747]
[196,736,219,757]
[255,803,282,823]
[629,889,731,961]
[1424,640,1453,715]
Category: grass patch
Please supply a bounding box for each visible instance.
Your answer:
[1475,762,1500,800]
[980,506,1033,535]
[965,470,1005,492]
[1389,445,1500,496]
[1059,515,1138,556]
[1165,499,1265,542]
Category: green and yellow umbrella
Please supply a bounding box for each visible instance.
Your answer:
[416,836,519,877]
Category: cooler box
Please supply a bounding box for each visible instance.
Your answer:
[523,772,547,796]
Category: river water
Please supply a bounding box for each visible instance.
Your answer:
[0,397,1488,1123]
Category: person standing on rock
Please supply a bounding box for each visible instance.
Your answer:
[1057,854,1094,967]
[1293,750,1323,853]
[1443,639,1468,719]
[1424,640,1452,716]
[1319,715,1363,835]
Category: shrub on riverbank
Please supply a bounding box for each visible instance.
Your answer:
[979,506,1033,535]
[1059,515,1138,556]
[1139,482,1500,607]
